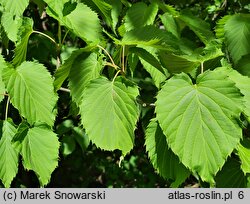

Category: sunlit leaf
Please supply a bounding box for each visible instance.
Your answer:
[12,18,33,67]
[3,62,58,126]
[1,12,23,42]
[0,55,7,103]
[20,126,59,186]
[156,70,243,183]
[44,0,102,43]
[0,120,18,187]
[80,77,139,154]
[0,0,29,16]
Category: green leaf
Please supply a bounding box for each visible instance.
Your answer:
[82,0,112,27]
[130,46,168,88]
[20,126,59,186]
[215,15,231,40]
[127,52,139,77]
[0,0,29,16]
[0,55,7,103]
[248,176,250,188]
[12,121,29,153]
[108,0,122,33]
[158,52,200,73]
[155,70,243,183]
[72,127,90,152]
[220,68,250,123]
[129,47,165,75]
[12,18,33,67]
[145,119,190,187]
[1,12,23,42]
[140,59,167,89]
[178,11,215,44]
[121,26,178,49]
[56,119,74,135]
[237,139,250,175]
[158,44,223,73]
[154,2,178,16]
[236,54,250,77]
[69,52,103,106]
[45,0,101,43]
[54,46,97,91]
[80,77,139,154]
[31,0,46,16]
[61,135,76,157]
[215,157,247,187]
[224,14,250,64]
[0,120,18,187]
[160,13,180,38]
[124,2,158,31]
[2,62,58,126]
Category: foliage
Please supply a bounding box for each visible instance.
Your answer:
[0,0,250,187]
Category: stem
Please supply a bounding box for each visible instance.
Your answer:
[33,31,58,46]
[59,87,71,93]
[105,62,119,70]
[33,31,61,68]
[56,57,61,69]
[119,46,122,68]
[112,70,121,83]
[118,155,124,168]
[5,96,10,120]
[125,51,128,73]
[56,23,63,69]
[122,45,125,73]
[97,45,116,68]
[212,0,227,21]
[0,93,8,96]
[201,62,204,74]
[62,30,70,45]
[58,22,62,47]
[137,98,155,107]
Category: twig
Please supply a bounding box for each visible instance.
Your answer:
[97,45,116,68]
[212,0,227,21]
[112,70,121,83]
[122,45,125,73]
[105,62,119,70]
[5,96,10,120]
[137,98,155,107]
[59,87,70,93]
[0,93,9,96]
[201,62,204,74]
[62,30,70,45]
[33,30,58,46]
